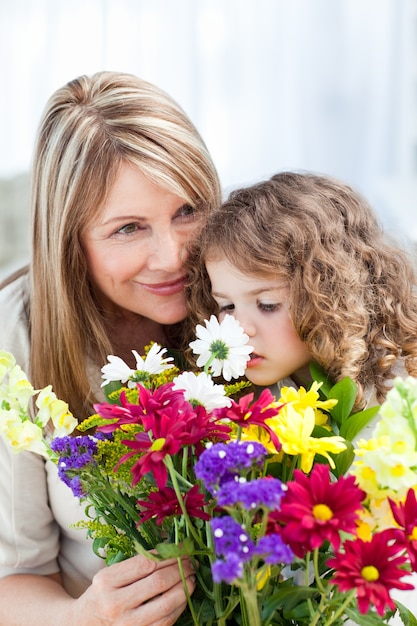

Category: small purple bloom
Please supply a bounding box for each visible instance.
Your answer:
[195,440,267,494]
[211,516,255,561]
[255,534,294,565]
[216,477,286,510]
[51,435,99,497]
[212,553,244,584]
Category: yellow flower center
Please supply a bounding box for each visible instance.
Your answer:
[361,565,379,582]
[151,437,166,451]
[312,503,333,522]
[409,526,417,541]
[391,464,405,477]
[362,466,376,480]
[392,441,406,454]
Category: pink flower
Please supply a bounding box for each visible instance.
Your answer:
[328,530,414,616]
[215,389,283,451]
[137,485,210,525]
[389,488,417,571]
[272,463,365,557]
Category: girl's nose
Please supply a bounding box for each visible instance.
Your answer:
[234,312,256,338]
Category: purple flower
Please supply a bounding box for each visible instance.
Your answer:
[195,440,267,494]
[51,435,99,497]
[212,553,244,584]
[216,477,286,510]
[211,516,255,560]
[255,534,294,565]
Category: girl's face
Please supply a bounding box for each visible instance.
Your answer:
[82,161,202,325]
[206,257,311,386]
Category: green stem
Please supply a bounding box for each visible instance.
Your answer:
[174,518,199,626]
[313,549,327,594]
[204,354,216,375]
[240,583,261,626]
[322,589,356,626]
[165,456,206,550]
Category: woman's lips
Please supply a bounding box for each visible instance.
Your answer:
[246,353,264,368]
[136,275,188,296]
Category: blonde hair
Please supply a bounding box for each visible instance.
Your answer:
[28,71,220,419]
[187,171,417,409]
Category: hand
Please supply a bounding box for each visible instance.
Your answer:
[76,553,196,625]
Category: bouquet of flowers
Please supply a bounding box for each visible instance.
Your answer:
[1,314,417,625]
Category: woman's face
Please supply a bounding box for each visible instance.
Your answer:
[81,161,202,325]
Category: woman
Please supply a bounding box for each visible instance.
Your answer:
[0,71,221,625]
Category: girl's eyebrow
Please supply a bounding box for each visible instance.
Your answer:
[212,286,287,298]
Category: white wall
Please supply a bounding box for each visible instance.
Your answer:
[1,0,416,277]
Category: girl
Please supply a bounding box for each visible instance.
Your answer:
[187,171,417,411]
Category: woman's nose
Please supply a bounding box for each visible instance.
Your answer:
[146,231,184,273]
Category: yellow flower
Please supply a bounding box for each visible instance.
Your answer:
[4,420,48,456]
[266,404,346,473]
[275,382,337,428]
[0,406,21,433]
[36,386,77,436]
[6,364,35,410]
[49,399,78,436]
[353,424,417,496]
[256,565,271,590]
[0,350,16,382]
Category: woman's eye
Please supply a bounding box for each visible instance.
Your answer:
[177,204,196,219]
[258,302,280,312]
[116,223,144,235]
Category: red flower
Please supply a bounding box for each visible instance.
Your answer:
[327,530,414,616]
[120,407,194,488]
[95,383,187,433]
[272,464,365,557]
[389,488,417,571]
[137,485,210,526]
[214,389,283,451]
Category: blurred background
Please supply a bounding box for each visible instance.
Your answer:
[1,0,416,279]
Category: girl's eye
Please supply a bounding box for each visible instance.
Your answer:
[258,302,281,313]
[218,303,235,313]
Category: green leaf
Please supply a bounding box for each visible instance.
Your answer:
[262,583,317,617]
[394,600,417,626]
[105,550,129,566]
[345,605,401,625]
[340,405,380,441]
[154,536,195,559]
[330,441,355,477]
[309,362,334,397]
[327,377,357,425]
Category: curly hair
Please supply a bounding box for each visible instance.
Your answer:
[186,171,417,409]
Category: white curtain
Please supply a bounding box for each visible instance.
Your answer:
[0,0,416,252]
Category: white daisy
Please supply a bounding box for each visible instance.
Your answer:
[101,355,134,388]
[101,343,174,387]
[131,343,174,375]
[172,371,232,411]
[189,314,253,381]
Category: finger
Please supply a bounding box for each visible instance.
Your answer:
[131,574,197,626]
[96,553,158,589]
[128,559,195,607]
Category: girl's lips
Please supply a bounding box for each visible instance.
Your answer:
[246,353,264,368]
[137,275,188,296]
